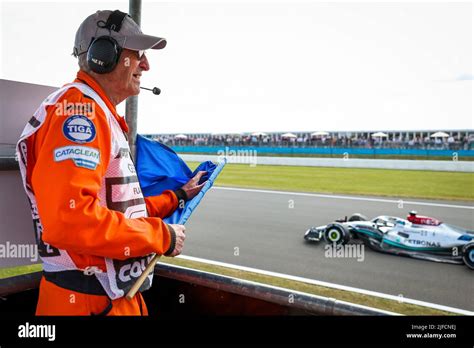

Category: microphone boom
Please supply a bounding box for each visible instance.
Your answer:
[140,86,161,95]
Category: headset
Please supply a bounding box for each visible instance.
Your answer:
[87,10,129,74]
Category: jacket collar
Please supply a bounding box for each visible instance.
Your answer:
[74,70,129,133]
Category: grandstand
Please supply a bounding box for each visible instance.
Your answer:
[145,129,473,150]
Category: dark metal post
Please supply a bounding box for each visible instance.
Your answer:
[126,0,142,159]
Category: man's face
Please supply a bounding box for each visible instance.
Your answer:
[110,48,150,99]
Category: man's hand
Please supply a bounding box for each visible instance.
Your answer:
[168,224,186,257]
[181,171,207,200]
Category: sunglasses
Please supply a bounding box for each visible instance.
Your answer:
[138,50,146,59]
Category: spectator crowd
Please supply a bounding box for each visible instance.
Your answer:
[148,131,474,151]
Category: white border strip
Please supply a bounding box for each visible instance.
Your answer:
[213,186,474,210]
[177,254,474,315]
[180,154,474,173]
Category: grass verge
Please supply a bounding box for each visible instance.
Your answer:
[187,162,474,201]
[0,264,42,279]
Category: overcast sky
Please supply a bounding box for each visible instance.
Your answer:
[1,0,472,134]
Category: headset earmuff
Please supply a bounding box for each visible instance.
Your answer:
[86,10,128,74]
[87,36,122,74]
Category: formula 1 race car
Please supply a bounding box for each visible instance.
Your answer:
[304,211,474,269]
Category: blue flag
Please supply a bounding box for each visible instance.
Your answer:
[136,134,226,224]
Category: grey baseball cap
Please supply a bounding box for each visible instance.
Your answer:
[73,10,166,56]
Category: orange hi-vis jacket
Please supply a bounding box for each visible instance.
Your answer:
[16,71,178,300]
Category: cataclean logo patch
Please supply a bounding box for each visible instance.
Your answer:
[54,146,100,170]
[62,115,96,143]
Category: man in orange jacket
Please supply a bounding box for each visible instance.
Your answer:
[16,10,205,315]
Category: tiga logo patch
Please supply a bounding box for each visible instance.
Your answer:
[62,115,96,143]
[54,146,100,170]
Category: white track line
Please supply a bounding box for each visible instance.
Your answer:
[213,186,474,210]
[177,255,474,315]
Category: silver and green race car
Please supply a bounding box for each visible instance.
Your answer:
[304,211,474,270]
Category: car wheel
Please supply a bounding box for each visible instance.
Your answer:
[462,244,474,270]
[348,213,368,222]
[324,223,350,245]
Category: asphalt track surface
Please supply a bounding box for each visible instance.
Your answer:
[183,186,474,311]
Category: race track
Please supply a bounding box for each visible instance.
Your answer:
[183,186,474,311]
